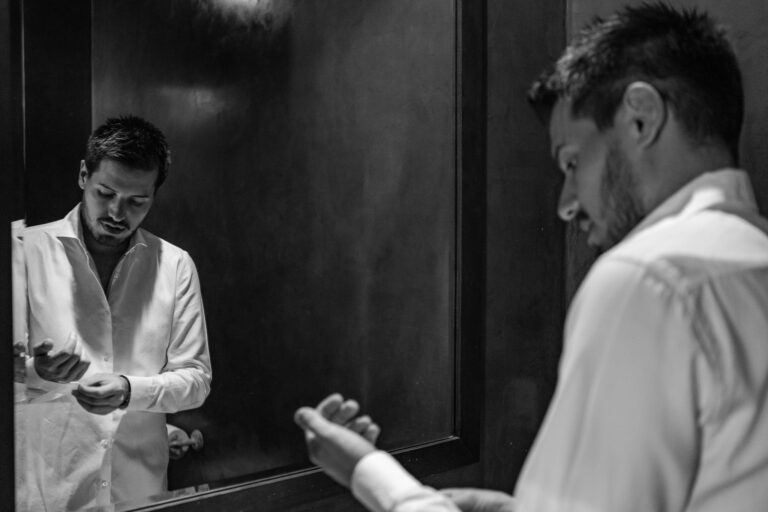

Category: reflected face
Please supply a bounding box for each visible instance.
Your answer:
[78,158,157,250]
[549,98,644,251]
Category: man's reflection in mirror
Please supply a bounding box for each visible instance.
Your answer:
[14,115,212,512]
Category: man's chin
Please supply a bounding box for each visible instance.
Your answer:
[94,232,131,247]
[585,228,613,254]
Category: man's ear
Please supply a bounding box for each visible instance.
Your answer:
[78,160,88,190]
[618,81,666,148]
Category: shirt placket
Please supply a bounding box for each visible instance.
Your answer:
[76,240,139,503]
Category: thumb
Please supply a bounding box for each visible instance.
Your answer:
[294,407,334,437]
[32,339,54,356]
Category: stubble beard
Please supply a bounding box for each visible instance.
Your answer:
[598,143,645,252]
[80,202,132,250]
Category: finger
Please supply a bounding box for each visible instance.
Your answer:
[362,423,380,444]
[72,390,104,407]
[57,354,84,380]
[295,407,337,439]
[345,415,372,435]
[71,360,91,381]
[77,379,118,398]
[73,387,121,404]
[73,394,116,415]
[40,351,77,372]
[32,340,54,356]
[316,393,343,419]
[329,399,360,425]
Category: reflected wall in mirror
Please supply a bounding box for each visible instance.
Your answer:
[17,0,470,509]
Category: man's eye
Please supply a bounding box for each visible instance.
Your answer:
[97,190,114,198]
[129,199,147,207]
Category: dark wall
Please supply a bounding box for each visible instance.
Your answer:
[22,0,91,225]
[1,0,23,507]
[481,0,566,491]
[90,0,456,488]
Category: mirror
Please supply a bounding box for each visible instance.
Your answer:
[11,0,484,509]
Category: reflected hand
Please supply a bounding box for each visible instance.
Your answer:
[72,373,128,415]
[441,488,516,512]
[168,425,191,460]
[316,393,381,444]
[14,342,27,383]
[33,338,90,383]
[294,406,376,488]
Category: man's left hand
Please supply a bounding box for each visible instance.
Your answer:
[72,373,129,415]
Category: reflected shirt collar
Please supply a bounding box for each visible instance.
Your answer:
[627,168,758,240]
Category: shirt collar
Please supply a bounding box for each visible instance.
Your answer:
[62,203,148,252]
[627,168,758,239]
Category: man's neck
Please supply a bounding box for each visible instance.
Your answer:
[80,216,129,292]
[641,138,736,214]
[82,227,129,258]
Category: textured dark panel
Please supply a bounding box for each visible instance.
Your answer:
[1,0,23,507]
[22,0,91,225]
[483,0,566,491]
[91,0,457,491]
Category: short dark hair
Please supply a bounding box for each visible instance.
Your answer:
[528,2,743,160]
[84,115,171,188]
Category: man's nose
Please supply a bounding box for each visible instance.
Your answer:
[108,199,127,221]
[557,177,579,221]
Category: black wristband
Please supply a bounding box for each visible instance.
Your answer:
[118,375,131,409]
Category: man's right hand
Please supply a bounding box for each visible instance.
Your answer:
[316,393,381,443]
[33,339,90,383]
[294,406,377,488]
[294,393,382,488]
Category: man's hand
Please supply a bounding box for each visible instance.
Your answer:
[316,393,381,443]
[33,338,90,383]
[14,342,27,383]
[168,424,192,460]
[441,488,516,512]
[72,373,129,415]
[294,403,378,488]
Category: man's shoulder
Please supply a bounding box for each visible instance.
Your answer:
[21,216,71,240]
[136,228,192,262]
[603,208,768,291]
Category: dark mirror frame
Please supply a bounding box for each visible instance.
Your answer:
[0,0,486,509]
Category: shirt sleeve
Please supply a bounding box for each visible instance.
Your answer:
[514,256,711,512]
[126,252,212,412]
[351,451,462,512]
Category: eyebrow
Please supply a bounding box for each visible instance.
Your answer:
[96,183,151,199]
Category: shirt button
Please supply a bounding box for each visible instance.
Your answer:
[100,480,109,488]
[103,354,111,362]
[100,439,110,448]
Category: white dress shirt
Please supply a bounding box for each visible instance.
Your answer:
[15,204,212,512]
[349,169,768,512]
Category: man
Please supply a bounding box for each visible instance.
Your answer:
[294,3,768,511]
[15,115,212,511]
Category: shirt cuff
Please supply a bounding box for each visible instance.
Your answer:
[125,375,157,410]
[351,450,425,512]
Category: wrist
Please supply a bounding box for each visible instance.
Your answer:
[118,375,131,409]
